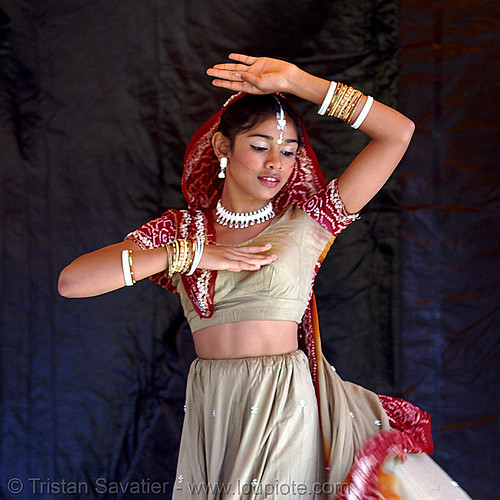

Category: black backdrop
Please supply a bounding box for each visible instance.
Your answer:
[0,1,497,499]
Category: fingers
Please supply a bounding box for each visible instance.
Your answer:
[208,63,249,72]
[209,79,248,92]
[225,252,277,272]
[235,243,273,254]
[228,53,257,65]
[237,71,261,88]
[206,66,245,91]
[198,243,277,272]
[206,53,258,83]
[223,245,277,269]
[206,67,243,85]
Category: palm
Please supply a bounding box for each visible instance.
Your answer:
[207,53,294,95]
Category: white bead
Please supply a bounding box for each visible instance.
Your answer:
[349,411,355,418]
[251,479,258,487]
[212,409,216,417]
[374,419,381,426]
[251,405,259,414]
[178,475,184,483]
[299,399,306,408]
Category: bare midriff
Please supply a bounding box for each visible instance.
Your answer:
[192,320,298,359]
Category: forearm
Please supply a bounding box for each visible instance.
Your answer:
[285,65,331,105]
[288,66,414,140]
[58,241,168,298]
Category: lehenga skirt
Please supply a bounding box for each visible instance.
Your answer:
[173,350,326,499]
[172,350,472,499]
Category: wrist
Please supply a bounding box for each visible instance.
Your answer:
[284,63,301,94]
[288,67,330,105]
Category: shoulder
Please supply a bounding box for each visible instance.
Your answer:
[296,179,360,236]
[125,208,207,249]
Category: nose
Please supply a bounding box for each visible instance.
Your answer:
[265,149,282,170]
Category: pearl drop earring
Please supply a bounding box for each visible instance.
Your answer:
[218,157,227,179]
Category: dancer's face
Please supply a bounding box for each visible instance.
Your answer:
[217,116,298,209]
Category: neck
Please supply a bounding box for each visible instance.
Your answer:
[219,194,270,214]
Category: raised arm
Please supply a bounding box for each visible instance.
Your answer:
[207,53,414,214]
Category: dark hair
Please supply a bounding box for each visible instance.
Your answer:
[217,94,303,149]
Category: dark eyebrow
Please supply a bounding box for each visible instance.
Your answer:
[248,134,298,144]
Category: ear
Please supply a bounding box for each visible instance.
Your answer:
[212,131,231,160]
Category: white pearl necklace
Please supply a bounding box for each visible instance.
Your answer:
[216,200,275,229]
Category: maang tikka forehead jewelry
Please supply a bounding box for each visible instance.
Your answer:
[275,96,287,145]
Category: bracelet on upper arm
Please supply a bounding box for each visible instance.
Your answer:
[318,81,373,129]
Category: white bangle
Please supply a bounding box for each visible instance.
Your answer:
[186,238,204,276]
[121,249,134,286]
[351,95,373,129]
[317,81,337,115]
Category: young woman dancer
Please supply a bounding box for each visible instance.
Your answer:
[59,54,444,499]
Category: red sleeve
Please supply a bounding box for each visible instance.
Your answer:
[124,210,179,292]
[125,209,178,249]
[296,178,360,237]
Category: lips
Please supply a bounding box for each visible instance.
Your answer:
[258,175,281,187]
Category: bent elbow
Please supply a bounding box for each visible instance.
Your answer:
[57,271,71,298]
[401,117,415,145]
[57,269,79,298]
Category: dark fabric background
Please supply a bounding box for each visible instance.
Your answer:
[0,1,497,499]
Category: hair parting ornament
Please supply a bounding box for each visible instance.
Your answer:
[274,96,287,144]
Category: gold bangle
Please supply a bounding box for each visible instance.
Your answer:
[339,89,363,122]
[325,82,365,123]
[327,83,347,116]
[172,239,180,274]
[165,244,172,278]
[165,238,196,276]
[344,92,363,124]
[127,249,136,284]
[336,87,356,119]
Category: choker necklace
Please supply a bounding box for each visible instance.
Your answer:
[216,200,275,229]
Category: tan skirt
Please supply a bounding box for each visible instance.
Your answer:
[172,349,394,499]
[173,350,326,499]
[172,350,472,499]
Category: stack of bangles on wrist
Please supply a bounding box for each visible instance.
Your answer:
[164,238,204,278]
[318,81,374,129]
[121,238,204,286]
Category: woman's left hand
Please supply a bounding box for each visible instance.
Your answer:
[206,53,298,95]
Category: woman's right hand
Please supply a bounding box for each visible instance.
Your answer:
[198,243,277,272]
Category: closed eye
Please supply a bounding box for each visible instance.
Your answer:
[251,145,268,152]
